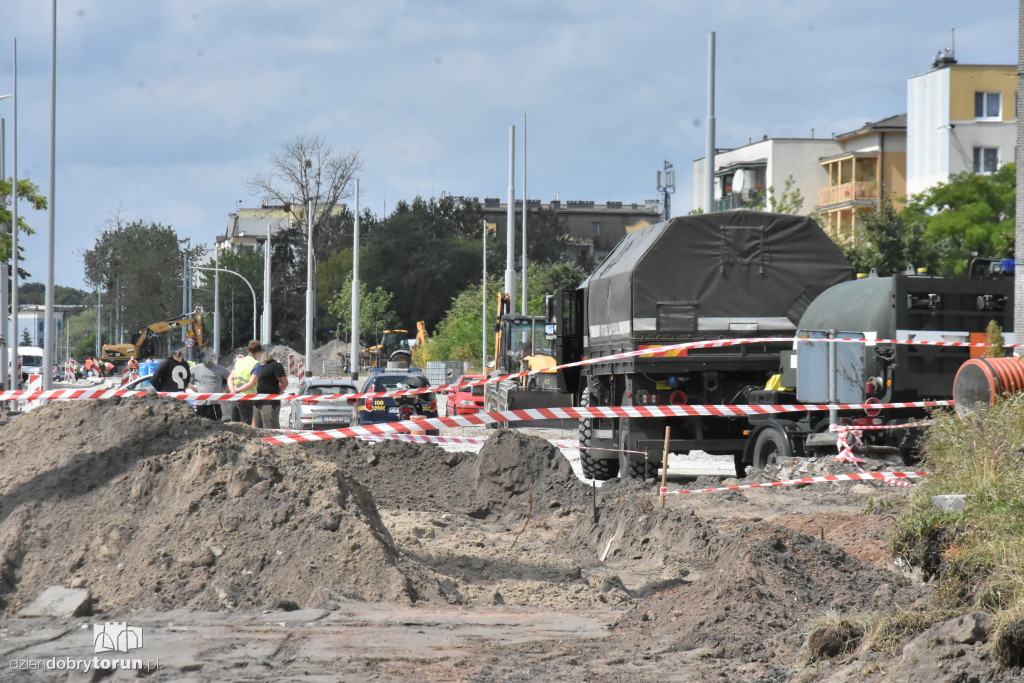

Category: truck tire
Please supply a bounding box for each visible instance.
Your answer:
[625,455,659,481]
[751,424,792,470]
[579,387,619,480]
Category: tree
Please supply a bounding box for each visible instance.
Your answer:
[362,196,486,330]
[746,175,804,214]
[82,216,204,345]
[20,328,31,345]
[903,164,1015,274]
[0,177,47,278]
[327,273,398,345]
[245,135,363,346]
[245,135,362,245]
[839,200,932,275]
[19,282,89,306]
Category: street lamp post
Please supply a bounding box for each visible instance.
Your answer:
[0,92,13,391]
[305,189,314,378]
[193,266,257,341]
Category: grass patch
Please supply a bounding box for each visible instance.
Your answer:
[889,394,1024,665]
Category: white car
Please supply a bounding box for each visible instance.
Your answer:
[288,377,358,430]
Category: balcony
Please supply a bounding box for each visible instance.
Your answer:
[714,189,763,212]
[818,181,878,207]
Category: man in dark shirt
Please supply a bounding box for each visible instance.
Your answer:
[253,351,289,429]
[151,346,192,393]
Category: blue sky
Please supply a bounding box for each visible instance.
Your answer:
[0,0,1018,290]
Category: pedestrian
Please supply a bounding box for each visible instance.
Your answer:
[151,344,192,393]
[253,351,289,429]
[227,340,262,425]
[190,349,230,420]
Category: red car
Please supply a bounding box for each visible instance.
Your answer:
[446,374,486,416]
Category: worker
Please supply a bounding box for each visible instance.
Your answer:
[127,357,139,372]
[252,351,289,429]
[513,341,533,364]
[84,357,94,377]
[151,344,192,393]
[227,340,262,425]
[190,349,230,421]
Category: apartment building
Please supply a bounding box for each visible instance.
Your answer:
[906,56,1016,196]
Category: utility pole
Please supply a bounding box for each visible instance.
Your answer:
[350,178,361,381]
[656,160,675,221]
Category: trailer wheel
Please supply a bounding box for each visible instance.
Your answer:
[752,425,792,470]
[579,387,618,480]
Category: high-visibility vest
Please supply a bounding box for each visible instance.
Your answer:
[233,355,258,394]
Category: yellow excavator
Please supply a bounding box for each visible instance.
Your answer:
[101,308,207,361]
[367,321,426,369]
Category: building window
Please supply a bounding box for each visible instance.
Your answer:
[973,147,999,174]
[975,91,1001,120]
[592,222,600,236]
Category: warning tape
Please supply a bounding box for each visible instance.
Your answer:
[659,470,928,495]
[260,400,949,445]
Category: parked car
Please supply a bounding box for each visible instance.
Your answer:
[288,377,359,430]
[352,371,438,434]
[122,374,155,392]
[445,374,485,416]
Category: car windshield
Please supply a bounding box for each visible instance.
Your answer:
[306,384,353,396]
[373,375,428,392]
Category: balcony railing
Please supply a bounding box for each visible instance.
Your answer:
[818,181,878,207]
[714,189,763,212]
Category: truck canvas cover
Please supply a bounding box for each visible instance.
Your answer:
[585,210,853,343]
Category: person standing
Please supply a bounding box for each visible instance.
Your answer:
[253,351,289,429]
[151,345,192,393]
[190,350,230,420]
[227,340,262,425]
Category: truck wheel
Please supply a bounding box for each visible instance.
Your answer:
[579,387,619,480]
[625,456,659,481]
[752,425,792,470]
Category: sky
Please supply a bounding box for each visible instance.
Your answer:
[0,0,1019,290]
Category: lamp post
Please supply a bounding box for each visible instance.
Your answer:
[193,266,257,341]
[0,92,12,391]
[305,178,314,378]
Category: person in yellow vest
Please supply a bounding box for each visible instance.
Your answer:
[227,340,262,425]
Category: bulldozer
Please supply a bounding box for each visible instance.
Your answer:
[101,308,206,362]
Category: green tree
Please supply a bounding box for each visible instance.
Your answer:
[747,175,804,214]
[83,216,205,347]
[424,261,587,370]
[327,273,399,346]
[840,200,932,275]
[0,177,47,278]
[903,163,1015,274]
[19,282,89,306]
[362,196,485,330]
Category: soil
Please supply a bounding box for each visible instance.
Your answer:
[0,396,1020,681]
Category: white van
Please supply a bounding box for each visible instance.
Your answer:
[14,346,44,382]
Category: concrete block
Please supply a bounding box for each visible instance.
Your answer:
[18,586,92,618]
[931,494,967,512]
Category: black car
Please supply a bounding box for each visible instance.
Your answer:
[352,372,439,434]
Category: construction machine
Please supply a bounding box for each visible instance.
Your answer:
[368,328,414,369]
[484,292,572,417]
[101,308,207,362]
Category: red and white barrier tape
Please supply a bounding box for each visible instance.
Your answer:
[259,400,949,445]
[659,470,927,495]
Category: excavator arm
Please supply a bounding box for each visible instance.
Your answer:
[101,308,206,361]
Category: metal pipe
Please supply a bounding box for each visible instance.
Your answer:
[521,113,527,315]
[43,0,55,390]
[704,32,716,214]
[482,218,487,373]
[10,40,18,388]
[505,125,515,312]
[351,178,360,380]
[213,244,220,359]
[305,196,313,376]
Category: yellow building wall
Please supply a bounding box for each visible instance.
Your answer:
[882,150,906,205]
[948,66,1017,121]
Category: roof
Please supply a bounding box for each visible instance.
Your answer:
[836,113,907,140]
